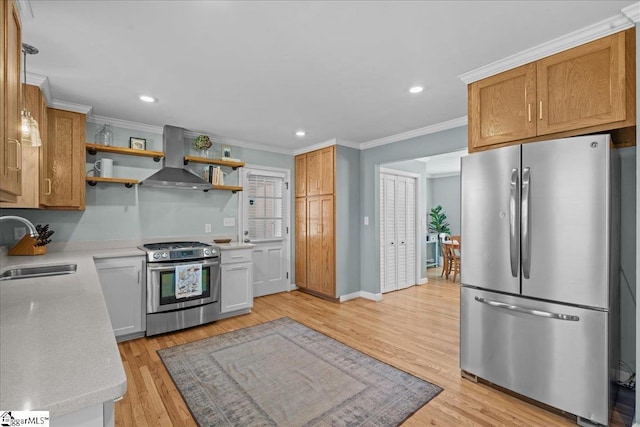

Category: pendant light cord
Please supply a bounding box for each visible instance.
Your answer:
[21,44,39,114]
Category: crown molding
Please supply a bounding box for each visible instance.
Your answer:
[335,138,360,150]
[25,73,52,105]
[50,100,93,115]
[88,115,164,134]
[426,171,461,179]
[184,131,293,155]
[15,0,34,21]
[622,2,640,22]
[360,116,467,150]
[293,138,337,156]
[459,10,635,84]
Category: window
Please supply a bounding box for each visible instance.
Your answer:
[247,173,286,241]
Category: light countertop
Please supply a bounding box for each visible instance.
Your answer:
[215,242,256,250]
[0,248,142,417]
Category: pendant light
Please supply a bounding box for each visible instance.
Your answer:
[21,43,41,147]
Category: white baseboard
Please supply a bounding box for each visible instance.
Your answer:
[338,291,383,302]
[417,277,428,285]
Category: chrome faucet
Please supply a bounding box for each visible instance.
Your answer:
[0,216,38,237]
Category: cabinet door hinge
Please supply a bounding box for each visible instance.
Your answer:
[286,272,289,279]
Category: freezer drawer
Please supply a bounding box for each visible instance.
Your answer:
[460,287,610,425]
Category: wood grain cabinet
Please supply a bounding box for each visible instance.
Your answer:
[0,0,22,202]
[41,108,87,210]
[0,84,47,208]
[295,146,336,298]
[305,146,334,196]
[468,29,635,151]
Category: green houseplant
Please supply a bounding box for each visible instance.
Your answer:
[428,205,451,237]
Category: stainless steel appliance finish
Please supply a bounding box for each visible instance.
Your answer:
[140,241,221,336]
[140,125,212,191]
[460,134,620,426]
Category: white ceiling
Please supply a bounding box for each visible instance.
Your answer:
[417,150,468,178]
[21,1,636,152]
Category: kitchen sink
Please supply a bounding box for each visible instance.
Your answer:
[0,263,77,281]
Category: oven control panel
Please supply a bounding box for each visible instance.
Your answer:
[141,242,219,263]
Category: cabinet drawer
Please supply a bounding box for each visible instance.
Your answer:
[221,249,253,264]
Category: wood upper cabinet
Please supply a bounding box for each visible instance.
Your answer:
[41,108,86,210]
[0,84,47,208]
[468,63,536,149]
[468,29,635,151]
[0,0,22,202]
[537,31,627,135]
[306,146,334,196]
[295,154,306,197]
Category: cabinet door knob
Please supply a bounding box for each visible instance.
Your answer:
[45,178,52,195]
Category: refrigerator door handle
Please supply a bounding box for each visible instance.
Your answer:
[509,168,519,277]
[474,296,580,321]
[521,167,531,279]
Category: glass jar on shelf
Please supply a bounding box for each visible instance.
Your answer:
[94,124,114,146]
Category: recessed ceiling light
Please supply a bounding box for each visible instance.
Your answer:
[295,130,306,137]
[409,86,423,94]
[139,95,156,103]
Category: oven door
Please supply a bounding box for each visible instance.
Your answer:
[147,258,220,314]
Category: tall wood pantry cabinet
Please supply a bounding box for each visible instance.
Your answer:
[468,28,636,151]
[1,0,22,202]
[295,146,336,298]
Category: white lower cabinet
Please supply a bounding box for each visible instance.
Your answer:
[94,256,146,341]
[220,247,253,314]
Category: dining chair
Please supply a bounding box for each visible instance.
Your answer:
[449,236,461,282]
[440,238,452,279]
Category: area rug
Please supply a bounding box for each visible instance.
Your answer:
[158,317,442,426]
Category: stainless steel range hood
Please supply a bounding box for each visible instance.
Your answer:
[141,125,212,191]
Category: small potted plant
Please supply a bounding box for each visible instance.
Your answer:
[428,205,451,265]
[193,135,212,158]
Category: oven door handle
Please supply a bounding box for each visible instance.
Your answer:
[146,261,219,272]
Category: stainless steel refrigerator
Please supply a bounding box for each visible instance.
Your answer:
[460,134,620,426]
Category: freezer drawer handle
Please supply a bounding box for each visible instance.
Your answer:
[474,296,580,321]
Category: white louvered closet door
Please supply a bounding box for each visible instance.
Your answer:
[379,171,417,294]
[380,173,397,293]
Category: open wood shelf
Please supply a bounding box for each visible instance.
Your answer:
[86,143,164,162]
[86,176,139,188]
[183,156,245,169]
[212,185,242,193]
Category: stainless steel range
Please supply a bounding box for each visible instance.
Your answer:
[139,241,221,336]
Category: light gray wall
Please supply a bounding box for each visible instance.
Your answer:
[428,175,461,236]
[619,147,636,373]
[335,146,361,296]
[360,126,468,294]
[1,124,294,259]
[382,159,428,281]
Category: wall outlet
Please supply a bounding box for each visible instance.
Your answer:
[223,217,235,227]
[205,224,212,233]
[14,227,26,240]
[363,216,369,225]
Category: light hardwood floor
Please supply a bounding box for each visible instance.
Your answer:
[116,269,632,426]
